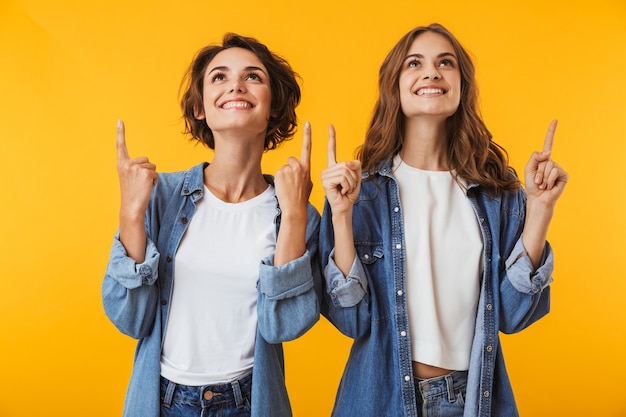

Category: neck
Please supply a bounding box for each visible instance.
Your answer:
[400,117,450,171]
[204,132,268,203]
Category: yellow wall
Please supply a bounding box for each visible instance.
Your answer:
[1,0,625,415]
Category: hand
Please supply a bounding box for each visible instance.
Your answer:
[116,120,158,218]
[524,120,568,208]
[274,121,313,219]
[321,124,361,216]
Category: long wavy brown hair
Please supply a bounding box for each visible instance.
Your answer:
[357,23,519,195]
[179,33,301,151]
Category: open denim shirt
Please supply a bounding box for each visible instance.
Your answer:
[320,159,553,417]
[103,163,321,417]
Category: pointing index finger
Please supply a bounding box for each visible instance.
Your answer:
[300,121,312,166]
[328,124,337,166]
[116,119,130,161]
[543,119,557,154]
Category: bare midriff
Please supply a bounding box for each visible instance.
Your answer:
[412,361,455,379]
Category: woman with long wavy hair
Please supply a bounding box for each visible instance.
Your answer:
[320,23,568,417]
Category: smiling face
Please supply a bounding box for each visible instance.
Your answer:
[196,47,272,140]
[398,31,461,122]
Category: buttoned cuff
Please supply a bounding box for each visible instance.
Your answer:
[325,250,367,307]
[505,237,553,294]
[258,251,314,300]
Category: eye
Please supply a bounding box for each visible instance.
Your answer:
[407,59,421,68]
[245,72,263,82]
[439,59,454,67]
[211,72,225,82]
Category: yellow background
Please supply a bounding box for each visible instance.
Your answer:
[1,0,625,416]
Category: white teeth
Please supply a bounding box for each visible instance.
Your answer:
[222,101,252,109]
[417,88,444,95]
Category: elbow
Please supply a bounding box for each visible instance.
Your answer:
[257,293,320,343]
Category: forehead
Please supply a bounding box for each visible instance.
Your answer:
[407,31,455,56]
[207,47,267,71]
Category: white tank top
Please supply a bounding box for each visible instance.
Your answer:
[160,184,276,385]
[393,155,483,370]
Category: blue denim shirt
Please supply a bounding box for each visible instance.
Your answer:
[102,162,322,417]
[320,160,553,417]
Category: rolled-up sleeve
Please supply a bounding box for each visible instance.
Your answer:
[102,234,161,339]
[325,250,368,308]
[505,237,553,294]
[257,250,319,343]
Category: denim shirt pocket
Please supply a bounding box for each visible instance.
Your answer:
[355,243,384,265]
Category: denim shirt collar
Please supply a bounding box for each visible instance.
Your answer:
[181,162,277,199]
[369,157,481,191]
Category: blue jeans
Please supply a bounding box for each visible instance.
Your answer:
[414,371,468,417]
[160,373,252,417]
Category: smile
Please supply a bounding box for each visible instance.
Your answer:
[416,88,444,95]
[221,100,253,109]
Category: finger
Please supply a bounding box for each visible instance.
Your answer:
[545,165,561,190]
[328,124,337,166]
[116,119,130,161]
[300,121,312,166]
[543,119,557,154]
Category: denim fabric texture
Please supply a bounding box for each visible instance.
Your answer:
[160,373,252,417]
[415,371,468,417]
[320,159,553,417]
[103,162,322,417]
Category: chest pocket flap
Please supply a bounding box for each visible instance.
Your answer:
[355,243,384,265]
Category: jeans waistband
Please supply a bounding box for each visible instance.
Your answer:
[414,370,468,403]
[160,372,252,410]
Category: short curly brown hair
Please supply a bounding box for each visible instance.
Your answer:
[180,33,301,150]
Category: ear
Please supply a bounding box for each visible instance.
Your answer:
[194,104,206,120]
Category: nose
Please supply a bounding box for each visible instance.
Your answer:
[229,79,246,93]
[422,66,441,80]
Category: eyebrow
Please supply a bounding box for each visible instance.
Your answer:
[404,52,457,61]
[207,65,268,75]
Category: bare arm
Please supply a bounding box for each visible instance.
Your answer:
[273,122,313,266]
[522,120,569,268]
[321,125,361,276]
[116,120,158,263]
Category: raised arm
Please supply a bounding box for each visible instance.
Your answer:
[320,125,362,275]
[116,120,158,263]
[273,121,313,266]
[522,120,569,268]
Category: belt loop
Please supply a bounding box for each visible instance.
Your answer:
[445,374,456,402]
[231,379,244,409]
[163,378,176,408]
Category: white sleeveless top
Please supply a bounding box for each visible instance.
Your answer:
[393,155,483,370]
[160,184,276,385]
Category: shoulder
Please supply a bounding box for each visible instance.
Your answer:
[156,162,207,194]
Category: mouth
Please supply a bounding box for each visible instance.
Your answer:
[220,100,253,109]
[416,87,446,96]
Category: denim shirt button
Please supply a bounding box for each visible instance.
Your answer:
[181,217,188,224]
[486,345,493,352]
[395,244,402,250]
[160,299,167,306]
[397,290,403,296]
[166,256,172,262]
[486,304,493,310]
[404,375,410,382]
[400,331,406,337]
[483,391,490,397]
[393,207,399,212]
